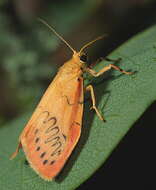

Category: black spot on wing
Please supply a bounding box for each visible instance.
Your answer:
[40,152,46,158]
[35,137,40,143]
[63,134,67,141]
[36,146,40,151]
[50,160,56,165]
[43,160,48,165]
[34,129,39,135]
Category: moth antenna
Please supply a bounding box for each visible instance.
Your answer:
[79,34,107,54]
[38,18,76,53]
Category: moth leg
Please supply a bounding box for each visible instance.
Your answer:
[86,63,133,77]
[85,85,105,121]
[10,142,22,160]
[89,57,121,68]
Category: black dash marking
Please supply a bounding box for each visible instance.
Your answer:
[34,129,39,135]
[40,152,46,158]
[63,134,67,141]
[36,146,40,151]
[35,137,40,143]
[74,121,80,126]
[64,95,75,105]
[50,160,55,165]
[43,160,48,165]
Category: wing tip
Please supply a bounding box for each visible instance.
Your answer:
[22,143,57,181]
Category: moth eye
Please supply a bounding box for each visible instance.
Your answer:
[80,54,87,62]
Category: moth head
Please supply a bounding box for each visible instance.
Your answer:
[38,18,106,62]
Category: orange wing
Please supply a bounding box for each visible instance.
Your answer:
[13,70,84,180]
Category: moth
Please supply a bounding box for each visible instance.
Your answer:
[10,18,132,180]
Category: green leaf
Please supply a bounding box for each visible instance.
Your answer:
[1,25,156,190]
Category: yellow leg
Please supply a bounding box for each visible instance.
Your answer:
[86,64,133,77]
[10,142,22,160]
[86,85,105,121]
[85,62,132,121]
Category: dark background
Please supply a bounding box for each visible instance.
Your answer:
[78,102,156,190]
[0,0,156,189]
